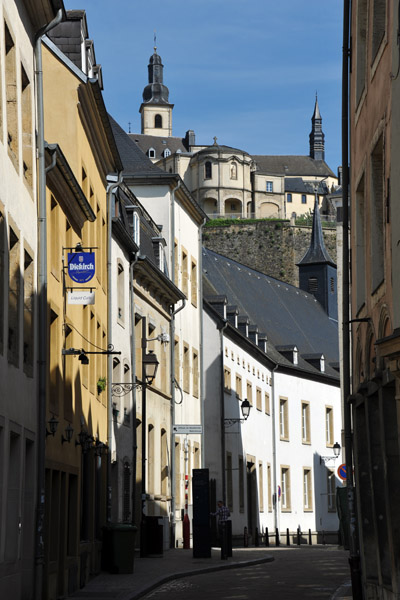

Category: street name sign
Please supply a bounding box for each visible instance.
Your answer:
[172,424,203,435]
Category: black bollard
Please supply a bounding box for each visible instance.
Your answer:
[244,526,248,548]
[308,529,312,545]
[255,527,259,547]
[265,527,269,547]
[220,522,228,560]
[275,527,280,547]
[322,530,326,545]
[286,528,290,546]
[297,527,301,546]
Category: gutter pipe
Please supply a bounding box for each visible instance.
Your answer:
[34,9,63,600]
[342,1,363,596]
[270,364,279,532]
[219,320,229,504]
[107,173,123,523]
[198,218,207,467]
[169,177,181,547]
[129,253,139,526]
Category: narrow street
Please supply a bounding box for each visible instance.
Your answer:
[142,547,350,600]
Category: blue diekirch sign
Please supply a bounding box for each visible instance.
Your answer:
[68,252,95,284]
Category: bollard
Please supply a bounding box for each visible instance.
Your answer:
[297,527,301,546]
[265,527,269,547]
[322,530,326,545]
[308,529,312,545]
[286,528,290,546]
[255,527,259,547]
[244,526,248,548]
[220,522,228,560]
[275,527,280,547]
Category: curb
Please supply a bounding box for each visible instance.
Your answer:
[330,580,352,599]
[128,555,275,600]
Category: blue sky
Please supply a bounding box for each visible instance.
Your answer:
[64,0,343,171]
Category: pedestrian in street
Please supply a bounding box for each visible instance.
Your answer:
[211,500,231,557]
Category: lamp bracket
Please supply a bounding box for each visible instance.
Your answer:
[111,382,142,396]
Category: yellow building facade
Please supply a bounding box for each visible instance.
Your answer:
[41,35,121,599]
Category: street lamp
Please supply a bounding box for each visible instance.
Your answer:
[320,442,341,464]
[224,398,251,428]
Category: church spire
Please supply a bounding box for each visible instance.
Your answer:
[139,45,174,136]
[309,94,325,161]
[297,194,337,319]
[298,194,335,267]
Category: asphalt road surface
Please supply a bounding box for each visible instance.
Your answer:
[142,547,350,600]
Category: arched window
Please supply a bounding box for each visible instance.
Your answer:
[164,148,171,157]
[204,161,212,179]
[148,147,156,158]
[155,114,162,128]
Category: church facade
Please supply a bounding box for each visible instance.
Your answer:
[130,49,338,221]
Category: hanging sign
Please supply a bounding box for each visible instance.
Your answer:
[67,291,95,305]
[68,252,95,283]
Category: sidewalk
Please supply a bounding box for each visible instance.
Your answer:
[68,546,351,600]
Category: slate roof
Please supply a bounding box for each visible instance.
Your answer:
[202,247,339,380]
[285,177,329,195]
[129,133,189,160]
[109,117,165,175]
[252,155,336,178]
[195,143,250,157]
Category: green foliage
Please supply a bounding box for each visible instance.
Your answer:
[204,217,288,228]
[97,377,106,394]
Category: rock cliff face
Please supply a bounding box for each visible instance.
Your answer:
[202,221,337,287]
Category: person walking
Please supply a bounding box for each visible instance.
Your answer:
[211,501,231,558]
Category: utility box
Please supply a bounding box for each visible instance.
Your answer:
[144,516,163,556]
[102,524,137,574]
[192,468,211,558]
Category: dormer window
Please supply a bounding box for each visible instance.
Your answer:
[320,355,325,372]
[293,347,298,365]
[164,148,171,157]
[133,211,140,247]
[148,147,156,158]
[155,114,162,128]
[204,161,212,179]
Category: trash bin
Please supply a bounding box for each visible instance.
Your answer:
[144,516,163,556]
[102,524,137,573]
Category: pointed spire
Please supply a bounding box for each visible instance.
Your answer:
[309,94,325,160]
[297,195,335,267]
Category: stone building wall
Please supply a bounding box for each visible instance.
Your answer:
[202,220,337,287]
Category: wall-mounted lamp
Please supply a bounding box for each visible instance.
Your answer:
[142,350,159,385]
[61,423,74,444]
[224,398,251,428]
[75,427,94,453]
[46,415,59,437]
[62,345,121,366]
[95,440,108,457]
[320,442,341,464]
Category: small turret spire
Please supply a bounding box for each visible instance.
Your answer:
[309,94,325,160]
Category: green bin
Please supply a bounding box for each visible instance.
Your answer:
[102,524,137,574]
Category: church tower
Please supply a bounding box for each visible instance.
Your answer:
[297,195,337,320]
[309,95,325,160]
[140,47,174,136]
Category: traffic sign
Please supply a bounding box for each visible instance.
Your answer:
[172,424,203,435]
[337,463,347,480]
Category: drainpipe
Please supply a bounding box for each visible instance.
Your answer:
[33,10,63,600]
[169,297,185,547]
[219,320,229,504]
[169,175,182,546]
[342,0,362,597]
[198,218,206,467]
[129,253,139,526]
[106,174,123,523]
[270,364,279,532]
